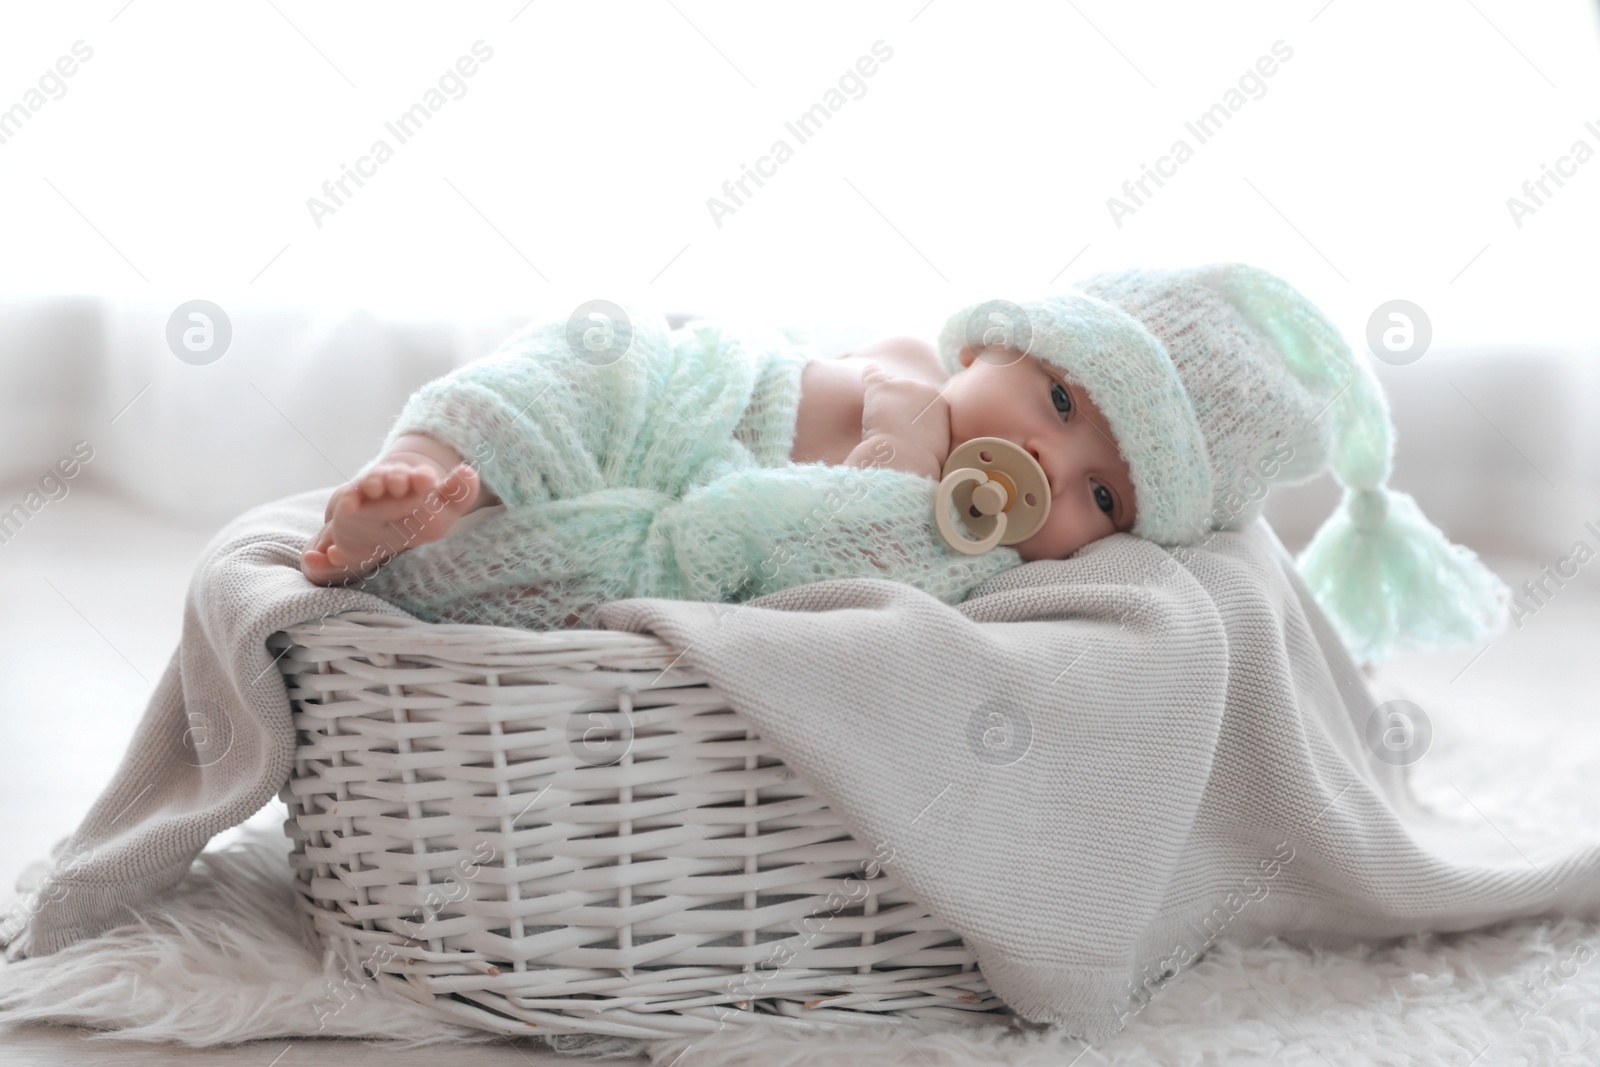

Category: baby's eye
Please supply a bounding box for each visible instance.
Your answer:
[1050,381,1073,421]
[1093,483,1114,516]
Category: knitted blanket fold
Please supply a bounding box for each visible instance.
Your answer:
[593,517,1600,1042]
[356,311,1020,630]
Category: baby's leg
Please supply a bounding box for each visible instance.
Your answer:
[301,432,502,585]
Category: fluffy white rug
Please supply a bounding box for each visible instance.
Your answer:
[5,673,1600,1066]
[0,814,645,1060]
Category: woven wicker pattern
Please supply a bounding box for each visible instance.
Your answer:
[271,611,1004,1038]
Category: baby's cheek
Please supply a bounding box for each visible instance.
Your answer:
[1032,509,1090,561]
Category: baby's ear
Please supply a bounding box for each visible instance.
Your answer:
[955,343,979,369]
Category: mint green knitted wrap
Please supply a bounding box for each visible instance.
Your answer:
[354,308,1020,630]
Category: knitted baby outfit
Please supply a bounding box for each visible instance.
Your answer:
[354,309,1018,630]
[935,262,1512,665]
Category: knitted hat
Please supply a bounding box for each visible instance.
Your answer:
[934,262,1512,665]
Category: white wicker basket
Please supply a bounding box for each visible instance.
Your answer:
[269,611,1005,1039]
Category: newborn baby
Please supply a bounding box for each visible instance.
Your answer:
[302,262,1514,665]
[299,315,1137,629]
[297,313,1139,633]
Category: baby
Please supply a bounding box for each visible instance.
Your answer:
[301,334,1138,589]
[295,262,1518,666]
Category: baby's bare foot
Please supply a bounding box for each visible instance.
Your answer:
[301,460,486,585]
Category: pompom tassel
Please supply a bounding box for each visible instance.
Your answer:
[1294,486,1513,665]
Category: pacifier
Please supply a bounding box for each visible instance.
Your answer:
[933,437,1051,554]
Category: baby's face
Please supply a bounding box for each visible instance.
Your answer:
[941,345,1137,561]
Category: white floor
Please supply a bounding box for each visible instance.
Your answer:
[0,484,232,900]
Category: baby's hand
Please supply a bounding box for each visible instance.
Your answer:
[859,362,951,469]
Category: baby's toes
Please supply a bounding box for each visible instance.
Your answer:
[356,469,390,502]
[307,532,333,562]
[408,466,440,496]
[301,547,345,585]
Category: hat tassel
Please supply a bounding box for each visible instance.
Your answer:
[1295,485,1513,666]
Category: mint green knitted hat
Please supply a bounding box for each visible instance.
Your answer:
[934,262,1512,665]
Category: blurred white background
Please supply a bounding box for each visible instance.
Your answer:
[2,0,1600,923]
[2,0,1600,336]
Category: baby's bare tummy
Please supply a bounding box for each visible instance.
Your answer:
[790,358,865,465]
[789,338,947,466]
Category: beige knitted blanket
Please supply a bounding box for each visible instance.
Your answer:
[595,519,1600,1040]
[7,486,1599,1042]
